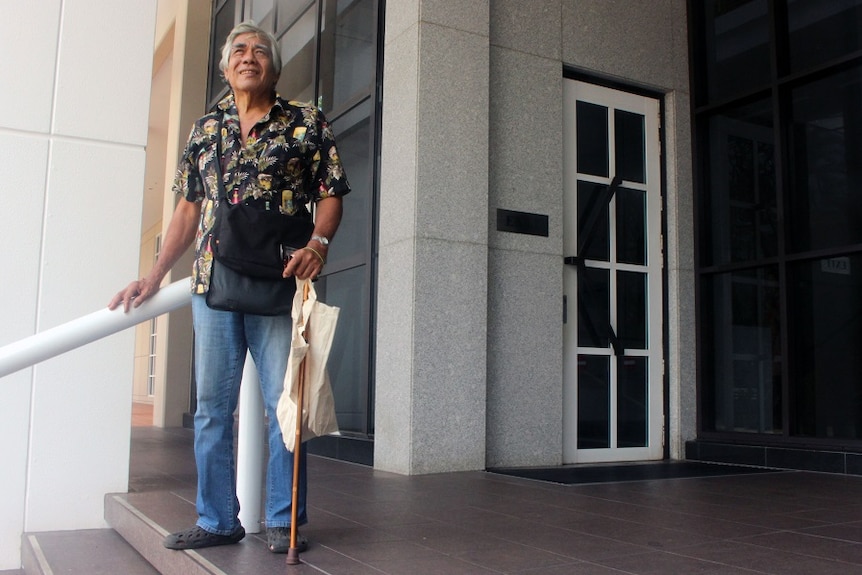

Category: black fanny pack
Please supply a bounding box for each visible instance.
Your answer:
[210,198,313,279]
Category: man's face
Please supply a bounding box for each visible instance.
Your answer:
[224,33,277,95]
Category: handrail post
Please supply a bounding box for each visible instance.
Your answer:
[236,351,264,534]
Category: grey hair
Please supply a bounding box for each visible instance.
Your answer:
[218,21,282,78]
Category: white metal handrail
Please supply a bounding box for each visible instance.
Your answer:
[0,278,192,379]
[0,275,266,533]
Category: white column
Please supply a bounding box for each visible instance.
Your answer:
[237,352,264,533]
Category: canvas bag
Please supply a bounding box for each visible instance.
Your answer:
[277,278,339,451]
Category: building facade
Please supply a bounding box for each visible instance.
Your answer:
[2,0,860,570]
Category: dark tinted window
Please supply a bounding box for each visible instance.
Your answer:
[788,0,862,73]
[697,0,771,104]
[787,66,862,253]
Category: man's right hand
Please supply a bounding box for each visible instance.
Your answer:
[108,276,160,313]
[108,198,201,313]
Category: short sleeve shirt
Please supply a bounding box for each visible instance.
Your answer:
[172,93,351,294]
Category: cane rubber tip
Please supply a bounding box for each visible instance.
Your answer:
[286,548,301,565]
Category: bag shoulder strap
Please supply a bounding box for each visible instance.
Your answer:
[213,117,230,203]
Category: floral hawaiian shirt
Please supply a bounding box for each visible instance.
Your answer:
[172,93,351,294]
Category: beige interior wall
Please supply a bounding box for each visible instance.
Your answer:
[137,0,212,427]
[131,223,163,406]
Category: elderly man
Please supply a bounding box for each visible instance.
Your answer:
[110,21,350,553]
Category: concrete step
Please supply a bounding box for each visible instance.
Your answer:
[21,529,159,575]
[104,491,314,575]
[18,491,312,575]
[105,493,218,575]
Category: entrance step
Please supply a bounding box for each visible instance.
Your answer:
[104,491,300,575]
[21,529,159,575]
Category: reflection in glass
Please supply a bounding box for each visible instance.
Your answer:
[788,0,862,73]
[327,100,370,269]
[578,267,609,349]
[618,357,647,447]
[208,0,238,103]
[698,0,770,103]
[701,267,781,434]
[275,4,317,102]
[278,0,314,33]
[577,101,609,177]
[616,187,646,265]
[318,266,368,433]
[788,255,862,440]
[249,0,275,31]
[617,271,646,350]
[615,110,645,184]
[703,99,777,266]
[577,180,609,261]
[578,355,610,449]
[320,0,375,112]
[788,66,862,253]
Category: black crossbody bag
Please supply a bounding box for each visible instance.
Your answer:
[206,119,313,315]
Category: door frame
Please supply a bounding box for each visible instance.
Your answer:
[562,75,667,464]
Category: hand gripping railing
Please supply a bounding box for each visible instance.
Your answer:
[0,276,266,534]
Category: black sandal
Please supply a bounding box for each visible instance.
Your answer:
[163,525,245,549]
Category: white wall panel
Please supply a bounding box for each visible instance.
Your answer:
[0,135,49,340]
[0,0,61,133]
[39,140,145,325]
[53,0,157,145]
[0,134,49,568]
[24,87,149,536]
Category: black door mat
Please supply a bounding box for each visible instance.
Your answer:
[487,461,779,485]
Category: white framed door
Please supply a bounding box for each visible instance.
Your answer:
[562,79,664,464]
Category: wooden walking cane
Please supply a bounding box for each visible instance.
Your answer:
[286,281,311,566]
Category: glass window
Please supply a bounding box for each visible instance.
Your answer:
[248,0,275,31]
[318,265,369,434]
[698,0,771,103]
[788,255,862,440]
[788,0,862,73]
[618,357,648,447]
[208,0,239,104]
[701,267,782,434]
[787,66,862,253]
[319,0,375,112]
[577,101,609,177]
[615,109,645,184]
[327,100,371,270]
[578,355,610,449]
[578,267,609,349]
[702,99,777,266]
[275,4,318,102]
[692,0,862,449]
[278,0,314,33]
[617,270,647,350]
[578,180,609,261]
[616,187,646,265]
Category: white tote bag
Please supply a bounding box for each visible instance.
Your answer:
[276,278,340,452]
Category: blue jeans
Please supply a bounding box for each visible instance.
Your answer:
[191,295,307,535]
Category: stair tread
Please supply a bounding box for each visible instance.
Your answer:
[106,492,322,575]
[24,529,159,575]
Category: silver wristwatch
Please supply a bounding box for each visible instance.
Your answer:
[311,235,330,246]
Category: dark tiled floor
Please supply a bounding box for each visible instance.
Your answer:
[129,426,862,574]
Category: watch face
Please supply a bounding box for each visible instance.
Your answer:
[313,235,329,245]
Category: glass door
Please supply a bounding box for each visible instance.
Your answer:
[562,79,664,463]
